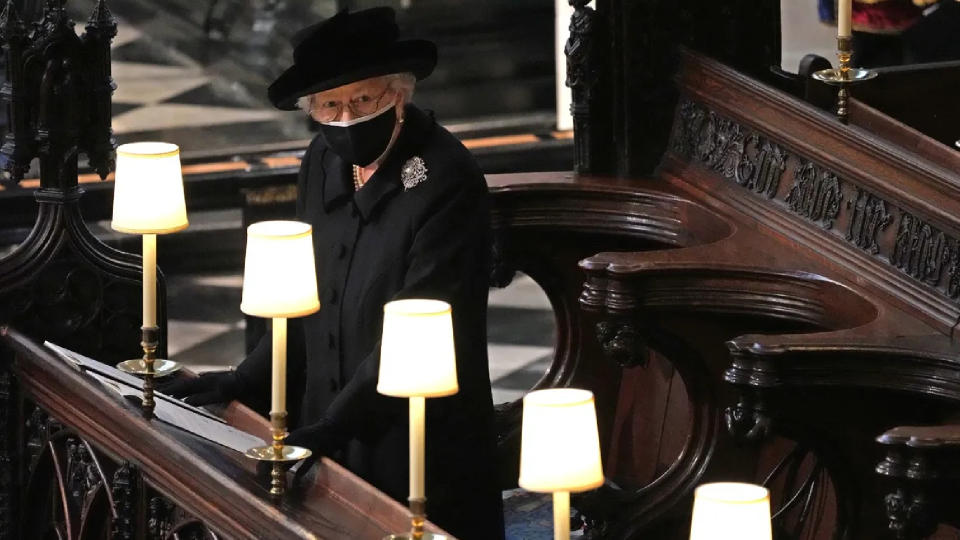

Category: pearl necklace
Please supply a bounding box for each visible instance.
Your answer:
[352,165,362,191]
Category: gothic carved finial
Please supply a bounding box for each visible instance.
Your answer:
[565,0,599,173]
[0,0,24,41]
[87,0,117,35]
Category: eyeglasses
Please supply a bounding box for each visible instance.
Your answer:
[311,85,396,123]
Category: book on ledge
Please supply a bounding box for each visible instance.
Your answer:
[43,341,266,454]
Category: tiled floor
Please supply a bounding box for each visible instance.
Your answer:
[59,0,558,157]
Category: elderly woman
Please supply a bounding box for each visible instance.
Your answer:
[165,8,504,539]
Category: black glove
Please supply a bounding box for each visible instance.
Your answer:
[285,418,348,456]
[158,370,243,406]
[256,418,346,481]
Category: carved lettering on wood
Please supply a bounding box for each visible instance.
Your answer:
[671,97,960,305]
[846,188,892,254]
[674,100,787,199]
[736,134,787,198]
[891,213,956,288]
[785,162,843,230]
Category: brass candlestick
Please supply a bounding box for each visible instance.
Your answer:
[111,142,190,418]
[383,498,448,540]
[116,325,178,417]
[244,411,311,497]
[117,326,180,418]
[813,36,877,124]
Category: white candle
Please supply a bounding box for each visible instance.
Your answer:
[271,317,287,414]
[142,234,156,328]
[409,396,425,500]
[553,491,569,540]
[838,0,852,38]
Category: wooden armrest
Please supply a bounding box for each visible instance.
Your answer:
[878,425,960,449]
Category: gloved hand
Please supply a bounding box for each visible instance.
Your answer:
[256,418,346,481]
[159,370,244,406]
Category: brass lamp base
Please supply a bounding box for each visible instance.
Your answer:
[811,67,878,84]
[382,497,447,540]
[116,358,181,377]
[244,411,311,497]
[811,36,877,124]
[244,444,312,461]
[117,325,175,418]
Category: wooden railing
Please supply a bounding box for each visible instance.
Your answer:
[0,326,448,539]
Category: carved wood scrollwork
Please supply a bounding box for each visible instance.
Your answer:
[723,393,771,444]
[762,442,836,538]
[595,321,646,368]
[22,421,113,538]
[112,463,136,540]
[875,438,950,540]
[147,495,219,540]
[9,399,218,540]
[884,487,935,540]
[0,0,165,364]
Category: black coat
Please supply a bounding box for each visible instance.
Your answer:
[237,105,504,539]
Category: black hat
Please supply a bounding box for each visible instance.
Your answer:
[268,7,437,111]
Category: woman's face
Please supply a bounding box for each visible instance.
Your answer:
[309,75,403,124]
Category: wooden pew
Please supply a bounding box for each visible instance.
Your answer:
[539,48,960,539]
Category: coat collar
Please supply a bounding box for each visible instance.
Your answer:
[321,104,435,221]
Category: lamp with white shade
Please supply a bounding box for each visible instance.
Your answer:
[240,220,320,497]
[377,298,458,540]
[689,482,772,540]
[519,388,604,540]
[111,142,189,417]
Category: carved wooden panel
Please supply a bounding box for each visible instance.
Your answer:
[670,97,960,310]
[12,395,219,540]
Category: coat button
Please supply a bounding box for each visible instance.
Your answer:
[329,378,339,392]
[325,288,338,304]
[337,244,348,259]
[328,333,336,349]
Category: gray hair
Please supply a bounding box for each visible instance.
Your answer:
[297,72,416,116]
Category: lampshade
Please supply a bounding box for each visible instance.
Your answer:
[518,388,604,493]
[689,483,772,540]
[240,221,321,318]
[111,142,189,234]
[377,299,458,398]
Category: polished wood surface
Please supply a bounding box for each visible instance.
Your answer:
[482,46,960,538]
[0,326,450,539]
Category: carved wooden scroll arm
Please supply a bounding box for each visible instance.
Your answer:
[726,329,960,397]
[875,426,960,539]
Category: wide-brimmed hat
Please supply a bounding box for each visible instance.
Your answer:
[268,7,437,111]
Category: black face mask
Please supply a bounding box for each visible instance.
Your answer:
[316,104,397,166]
